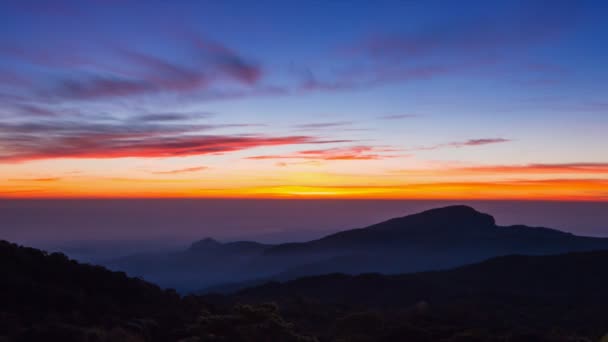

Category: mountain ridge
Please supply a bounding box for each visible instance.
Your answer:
[103,205,608,292]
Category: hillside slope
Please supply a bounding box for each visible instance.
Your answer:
[0,240,314,342]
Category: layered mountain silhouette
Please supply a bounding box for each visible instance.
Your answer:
[0,240,314,341]
[5,239,608,340]
[104,205,608,292]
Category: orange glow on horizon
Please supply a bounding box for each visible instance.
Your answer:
[3,177,607,201]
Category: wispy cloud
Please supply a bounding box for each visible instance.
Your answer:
[349,1,579,60]
[294,121,353,130]
[151,166,208,175]
[0,117,343,162]
[298,64,455,93]
[450,162,608,175]
[53,77,153,100]
[9,177,61,182]
[299,1,583,94]
[3,32,263,102]
[15,104,58,117]
[1,134,328,163]
[391,162,608,178]
[130,112,212,123]
[377,114,418,120]
[248,145,403,161]
[190,36,261,85]
[413,138,511,151]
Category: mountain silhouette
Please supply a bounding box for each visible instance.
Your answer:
[221,250,608,340]
[263,205,583,255]
[104,205,608,292]
[0,240,315,341]
[238,250,608,304]
[6,239,608,340]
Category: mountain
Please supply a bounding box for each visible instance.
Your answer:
[3,239,608,341]
[264,205,601,255]
[104,205,608,292]
[218,250,608,341]
[239,250,608,305]
[0,240,315,342]
[249,205,608,279]
[104,237,273,291]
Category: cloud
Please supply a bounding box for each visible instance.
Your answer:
[447,138,511,147]
[3,1,587,107]
[131,112,212,123]
[411,138,511,151]
[0,117,338,162]
[349,1,579,61]
[0,69,32,88]
[4,32,263,101]
[189,35,262,85]
[16,104,58,117]
[0,43,93,68]
[247,145,403,161]
[391,162,608,179]
[450,162,608,175]
[294,121,353,130]
[275,160,322,167]
[298,1,584,94]
[1,133,323,162]
[53,77,152,100]
[115,48,210,92]
[377,114,418,120]
[297,64,455,93]
[151,166,208,175]
[9,177,61,182]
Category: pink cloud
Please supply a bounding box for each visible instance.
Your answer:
[414,138,511,151]
[247,146,404,161]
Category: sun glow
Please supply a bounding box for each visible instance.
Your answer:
[3,174,607,201]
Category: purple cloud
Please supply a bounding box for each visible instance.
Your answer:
[54,77,152,100]
[247,145,404,161]
[0,117,347,162]
[377,114,418,120]
[414,138,511,151]
[2,32,264,102]
[294,121,353,130]
[190,36,262,85]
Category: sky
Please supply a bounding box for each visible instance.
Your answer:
[1,0,608,200]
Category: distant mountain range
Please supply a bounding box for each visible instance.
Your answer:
[104,205,608,292]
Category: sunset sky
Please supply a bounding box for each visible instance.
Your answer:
[1,0,607,200]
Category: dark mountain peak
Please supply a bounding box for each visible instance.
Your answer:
[419,205,483,216]
[413,205,495,225]
[188,237,222,251]
[372,205,496,231]
[284,206,501,251]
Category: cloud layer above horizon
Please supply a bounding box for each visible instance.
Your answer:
[1,0,607,200]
